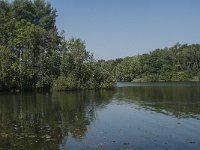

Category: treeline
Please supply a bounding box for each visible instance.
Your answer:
[102,43,200,82]
[1,0,200,92]
[0,0,113,91]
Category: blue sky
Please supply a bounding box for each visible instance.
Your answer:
[49,0,200,60]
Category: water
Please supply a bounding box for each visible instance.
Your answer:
[0,83,200,150]
[116,81,200,87]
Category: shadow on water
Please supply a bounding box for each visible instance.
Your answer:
[0,83,200,149]
[0,90,114,150]
[115,86,200,119]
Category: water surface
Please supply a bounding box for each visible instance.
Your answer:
[0,83,200,150]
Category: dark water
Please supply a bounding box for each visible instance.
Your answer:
[0,83,200,150]
[116,81,200,87]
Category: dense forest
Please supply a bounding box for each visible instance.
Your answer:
[1,0,200,92]
[105,43,200,82]
[0,0,113,91]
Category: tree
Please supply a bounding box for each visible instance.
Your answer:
[0,46,19,90]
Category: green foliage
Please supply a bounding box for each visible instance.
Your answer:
[113,43,200,82]
[1,0,200,92]
[0,0,107,92]
[53,38,114,91]
[115,57,139,81]
[100,73,114,89]
[53,75,79,91]
[0,0,114,92]
[0,46,15,90]
[171,71,189,81]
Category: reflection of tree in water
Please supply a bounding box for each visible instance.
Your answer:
[116,86,200,119]
[0,90,114,150]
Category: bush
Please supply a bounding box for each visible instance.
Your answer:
[53,75,80,91]
[171,71,189,81]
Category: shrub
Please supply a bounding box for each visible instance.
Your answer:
[53,75,80,91]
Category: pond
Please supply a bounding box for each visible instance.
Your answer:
[0,82,200,150]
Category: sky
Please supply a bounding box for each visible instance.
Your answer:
[49,0,200,60]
